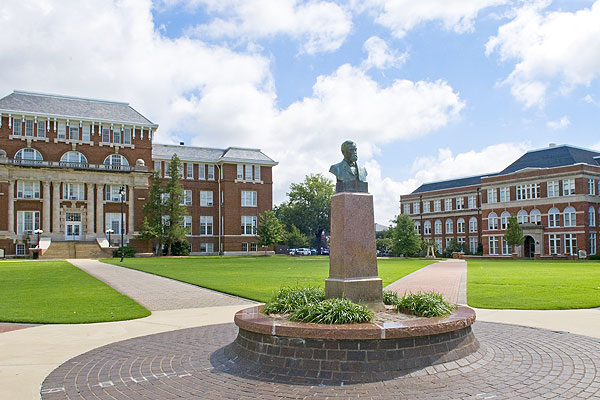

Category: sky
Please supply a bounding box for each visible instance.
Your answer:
[1,0,600,225]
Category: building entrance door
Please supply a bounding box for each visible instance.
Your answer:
[65,212,82,240]
[524,236,535,258]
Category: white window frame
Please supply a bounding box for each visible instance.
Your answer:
[241,216,257,235]
[37,120,46,138]
[517,210,528,224]
[254,165,261,181]
[16,181,41,199]
[500,212,510,230]
[200,191,213,206]
[549,234,561,255]
[469,237,478,254]
[186,164,194,179]
[489,236,498,255]
[123,128,131,145]
[237,164,244,179]
[487,188,497,204]
[15,148,43,162]
[424,221,431,235]
[469,217,477,233]
[12,118,22,135]
[61,151,88,166]
[433,200,441,212]
[112,127,121,144]
[564,233,577,255]
[502,237,510,255]
[241,191,257,207]
[154,161,162,174]
[102,127,110,143]
[200,216,213,235]
[63,183,85,200]
[199,164,206,180]
[207,165,215,180]
[200,243,214,253]
[25,119,34,137]
[413,202,420,214]
[590,232,597,255]
[457,218,465,234]
[444,198,452,211]
[516,183,540,201]
[589,207,596,227]
[244,164,253,180]
[434,220,442,235]
[183,215,192,235]
[422,201,430,213]
[547,180,559,197]
[445,219,453,234]
[403,204,410,215]
[499,187,510,203]
[81,124,90,142]
[563,207,576,227]
[69,124,79,141]
[548,208,560,228]
[16,244,26,255]
[562,179,575,196]
[183,190,192,206]
[468,195,476,209]
[105,185,126,202]
[17,211,40,234]
[106,213,126,236]
[488,212,498,230]
[456,197,464,210]
[530,209,541,225]
[58,122,66,139]
[414,222,421,234]
[589,179,595,195]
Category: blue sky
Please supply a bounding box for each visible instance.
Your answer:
[1,0,599,223]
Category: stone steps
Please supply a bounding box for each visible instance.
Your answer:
[40,241,112,259]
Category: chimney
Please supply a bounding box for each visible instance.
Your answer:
[549,143,556,148]
[179,141,185,146]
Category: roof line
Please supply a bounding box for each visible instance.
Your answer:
[416,172,493,186]
[524,143,600,155]
[0,108,158,127]
[13,90,130,106]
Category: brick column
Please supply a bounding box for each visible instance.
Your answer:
[7,180,14,234]
[87,184,94,237]
[128,186,134,234]
[52,181,60,233]
[96,184,104,235]
[42,181,51,232]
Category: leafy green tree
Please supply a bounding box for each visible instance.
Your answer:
[275,174,335,239]
[504,215,524,253]
[282,225,309,248]
[376,238,393,252]
[162,154,189,256]
[138,170,164,255]
[443,239,467,258]
[257,210,284,252]
[390,214,421,256]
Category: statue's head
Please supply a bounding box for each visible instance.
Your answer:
[341,140,358,163]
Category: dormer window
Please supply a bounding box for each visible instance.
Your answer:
[60,151,88,166]
[103,154,129,170]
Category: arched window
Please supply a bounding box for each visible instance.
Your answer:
[500,211,510,230]
[424,220,431,235]
[563,206,576,227]
[548,207,560,227]
[414,221,421,234]
[457,218,465,234]
[60,151,88,166]
[589,207,595,227]
[434,220,442,235]
[517,210,528,224]
[530,209,541,225]
[15,148,43,163]
[445,219,453,234]
[103,154,129,169]
[488,212,498,230]
[469,217,477,233]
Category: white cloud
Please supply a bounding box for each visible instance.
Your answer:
[547,116,570,130]
[183,0,352,54]
[486,0,600,108]
[0,0,465,225]
[410,142,531,184]
[354,0,507,38]
[361,36,408,70]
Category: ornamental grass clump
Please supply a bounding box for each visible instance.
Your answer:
[382,290,399,305]
[395,291,455,318]
[262,286,325,315]
[289,298,374,324]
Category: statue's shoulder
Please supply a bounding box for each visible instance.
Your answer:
[329,161,344,173]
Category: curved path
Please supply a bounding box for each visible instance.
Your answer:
[41,321,600,399]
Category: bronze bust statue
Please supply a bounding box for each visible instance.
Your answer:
[329,140,368,193]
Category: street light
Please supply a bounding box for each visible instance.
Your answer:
[119,185,126,263]
[34,229,43,248]
[105,228,114,246]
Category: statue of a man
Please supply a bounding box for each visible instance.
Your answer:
[329,140,368,193]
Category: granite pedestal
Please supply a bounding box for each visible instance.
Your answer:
[325,192,385,311]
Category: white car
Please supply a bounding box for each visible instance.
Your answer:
[298,248,311,256]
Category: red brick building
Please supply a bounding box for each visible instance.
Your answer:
[400,145,600,259]
[0,91,276,257]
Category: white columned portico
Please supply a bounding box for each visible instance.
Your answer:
[52,181,60,233]
[7,180,14,234]
[96,184,104,235]
[128,186,134,235]
[87,184,94,238]
[42,182,51,232]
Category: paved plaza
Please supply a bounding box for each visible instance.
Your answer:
[1,259,600,399]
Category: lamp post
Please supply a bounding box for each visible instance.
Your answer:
[105,228,114,247]
[34,229,43,248]
[120,185,125,262]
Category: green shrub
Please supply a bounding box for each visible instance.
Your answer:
[112,246,137,258]
[290,298,374,324]
[395,291,455,317]
[262,286,325,314]
[382,290,399,305]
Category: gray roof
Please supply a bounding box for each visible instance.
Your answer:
[0,91,156,126]
[153,144,278,165]
[411,145,600,195]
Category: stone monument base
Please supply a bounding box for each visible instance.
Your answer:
[325,277,385,311]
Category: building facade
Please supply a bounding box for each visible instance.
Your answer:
[400,145,600,259]
[0,91,276,257]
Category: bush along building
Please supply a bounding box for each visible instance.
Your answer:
[400,144,600,259]
[0,90,277,258]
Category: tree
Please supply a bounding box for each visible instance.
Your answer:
[390,214,421,256]
[162,154,189,256]
[138,170,164,255]
[257,210,284,253]
[282,225,309,248]
[504,215,524,253]
[275,174,335,241]
[376,238,393,252]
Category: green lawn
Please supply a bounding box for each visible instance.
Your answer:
[103,256,434,303]
[0,260,150,323]
[467,259,600,309]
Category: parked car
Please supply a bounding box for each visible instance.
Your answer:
[310,249,317,255]
[298,248,311,256]
[321,248,330,255]
[288,248,297,256]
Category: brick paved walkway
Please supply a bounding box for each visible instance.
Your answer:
[41,321,600,399]
[385,259,466,304]
[67,259,255,311]
[0,322,37,333]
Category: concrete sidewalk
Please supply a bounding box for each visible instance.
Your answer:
[0,305,250,400]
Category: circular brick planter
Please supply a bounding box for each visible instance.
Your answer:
[226,305,479,384]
